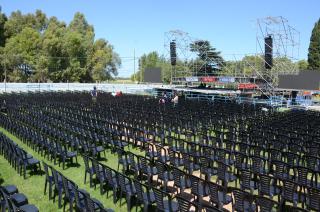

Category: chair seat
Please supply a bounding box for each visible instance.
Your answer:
[222,172,236,182]
[218,192,232,204]
[159,172,174,182]
[11,193,28,206]
[92,198,104,209]
[172,158,184,166]
[3,185,18,195]
[66,152,77,158]
[142,192,156,203]
[19,204,39,212]
[243,201,256,212]
[26,158,39,165]
[147,167,158,175]
[163,200,179,212]
[241,181,258,191]
[95,146,104,152]
[204,168,218,176]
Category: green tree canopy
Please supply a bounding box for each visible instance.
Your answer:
[190,40,224,75]
[308,19,320,70]
[296,59,308,70]
[0,8,120,82]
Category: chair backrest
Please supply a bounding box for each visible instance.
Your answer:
[72,185,83,209]
[271,160,289,180]
[256,196,278,212]
[84,194,98,212]
[234,152,246,169]
[176,196,196,212]
[172,167,185,188]
[133,180,144,201]
[258,174,275,196]
[251,156,265,174]
[7,197,19,212]
[42,161,51,181]
[202,204,224,212]
[61,175,71,198]
[82,155,91,171]
[207,181,222,205]
[155,161,166,179]
[189,175,204,197]
[307,187,320,211]
[0,186,9,210]
[51,168,61,190]
[282,179,297,202]
[240,169,253,191]
[153,188,166,211]
[117,173,127,192]
[294,166,313,187]
[217,161,228,180]
[232,188,250,211]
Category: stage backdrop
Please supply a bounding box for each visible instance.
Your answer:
[144,68,162,83]
[278,70,320,90]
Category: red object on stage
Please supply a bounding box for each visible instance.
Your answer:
[201,76,216,82]
[238,83,258,89]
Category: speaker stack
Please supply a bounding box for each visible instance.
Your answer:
[264,35,273,69]
[170,40,177,66]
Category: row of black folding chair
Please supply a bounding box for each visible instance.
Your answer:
[42,161,113,212]
[0,185,39,212]
[0,132,41,179]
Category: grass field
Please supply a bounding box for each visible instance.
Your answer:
[0,127,142,212]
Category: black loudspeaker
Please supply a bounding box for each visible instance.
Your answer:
[291,90,298,104]
[291,91,298,98]
[265,35,273,69]
[170,41,177,66]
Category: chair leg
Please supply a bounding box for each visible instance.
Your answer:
[143,203,148,212]
[126,195,131,212]
[89,174,93,187]
[84,172,87,184]
[24,165,27,179]
[49,184,52,200]
[44,180,48,195]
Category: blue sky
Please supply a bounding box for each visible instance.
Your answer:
[1,0,319,77]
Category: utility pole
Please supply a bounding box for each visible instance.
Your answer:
[4,56,7,93]
[133,48,136,82]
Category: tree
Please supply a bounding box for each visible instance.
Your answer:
[0,9,121,82]
[0,10,7,81]
[190,40,224,75]
[89,39,120,81]
[134,52,160,82]
[296,59,308,70]
[308,19,320,70]
[42,17,68,82]
[4,10,47,38]
[0,10,7,47]
[3,27,41,81]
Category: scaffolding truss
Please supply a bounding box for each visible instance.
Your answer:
[256,16,300,76]
[164,30,227,83]
[164,16,300,99]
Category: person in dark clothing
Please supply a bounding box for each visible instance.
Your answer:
[0,100,7,113]
[91,86,98,103]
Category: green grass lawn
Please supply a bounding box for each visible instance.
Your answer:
[0,127,141,212]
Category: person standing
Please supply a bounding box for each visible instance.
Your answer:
[91,86,98,103]
[172,92,179,107]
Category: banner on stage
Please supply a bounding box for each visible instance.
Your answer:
[186,77,199,82]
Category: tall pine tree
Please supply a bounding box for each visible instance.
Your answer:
[308,19,320,70]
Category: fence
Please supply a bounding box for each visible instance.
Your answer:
[0,83,164,95]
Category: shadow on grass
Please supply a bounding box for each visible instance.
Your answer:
[29,169,45,177]
[97,157,108,162]
[65,163,81,169]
